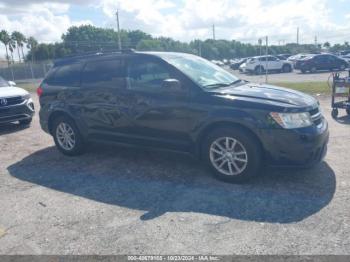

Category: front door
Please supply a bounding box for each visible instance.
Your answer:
[124,56,196,151]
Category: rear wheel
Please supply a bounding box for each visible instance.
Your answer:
[254,66,264,75]
[331,109,339,119]
[282,64,292,73]
[52,116,85,156]
[202,127,262,183]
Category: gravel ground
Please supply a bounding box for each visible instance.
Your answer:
[0,95,349,255]
[229,69,339,83]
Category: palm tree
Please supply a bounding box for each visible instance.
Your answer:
[11,31,26,62]
[0,30,11,66]
[8,38,15,63]
[26,36,38,63]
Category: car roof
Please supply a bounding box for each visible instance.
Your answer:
[53,51,196,67]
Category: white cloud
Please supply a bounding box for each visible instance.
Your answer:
[0,0,349,58]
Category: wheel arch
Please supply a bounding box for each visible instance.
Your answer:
[48,110,76,135]
[195,121,265,159]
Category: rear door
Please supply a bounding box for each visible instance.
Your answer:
[79,57,131,137]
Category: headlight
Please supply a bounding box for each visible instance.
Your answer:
[270,112,313,129]
[23,93,31,100]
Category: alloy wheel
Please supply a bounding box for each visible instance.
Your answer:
[209,137,248,176]
[56,122,76,151]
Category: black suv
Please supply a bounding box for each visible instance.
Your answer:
[38,51,329,182]
[294,54,348,73]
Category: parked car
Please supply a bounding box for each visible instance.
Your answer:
[242,55,293,75]
[287,53,309,63]
[294,54,348,73]
[275,54,292,60]
[230,58,248,70]
[340,54,350,64]
[38,51,329,183]
[0,76,35,126]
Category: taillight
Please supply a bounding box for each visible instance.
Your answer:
[37,86,43,97]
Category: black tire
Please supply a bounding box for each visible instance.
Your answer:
[346,109,350,115]
[19,118,32,126]
[301,68,307,74]
[282,64,292,73]
[331,109,338,119]
[52,116,85,156]
[254,66,264,75]
[202,127,262,183]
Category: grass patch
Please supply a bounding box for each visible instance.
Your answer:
[272,81,331,95]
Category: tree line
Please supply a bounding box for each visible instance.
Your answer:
[1,25,350,64]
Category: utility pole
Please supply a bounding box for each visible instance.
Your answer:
[212,24,216,40]
[297,27,299,45]
[198,41,202,57]
[265,36,268,84]
[116,10,122,50]
[314,35,318,48]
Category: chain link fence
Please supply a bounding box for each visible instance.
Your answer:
[0,61,52,82]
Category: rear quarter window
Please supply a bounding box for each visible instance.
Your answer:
[46,63,82,87]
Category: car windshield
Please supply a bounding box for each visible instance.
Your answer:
[162,54,240,89]
[0,76,9,87]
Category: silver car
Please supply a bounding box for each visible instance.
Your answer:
[0,77,35,126]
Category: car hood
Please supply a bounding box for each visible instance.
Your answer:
[209,83,317,107]
[0,86,29,98]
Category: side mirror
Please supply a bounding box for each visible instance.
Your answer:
[8,81,16,86]
[162,79,182,92]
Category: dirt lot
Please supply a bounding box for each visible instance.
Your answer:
[0,95,349,255]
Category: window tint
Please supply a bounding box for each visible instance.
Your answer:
[268,56,277,61]
[82,59,125,88]
[48,63,82,86]
[127,58,171,92]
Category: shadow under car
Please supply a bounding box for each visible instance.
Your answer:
[7,145,336,223]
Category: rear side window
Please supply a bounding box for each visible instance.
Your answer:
[81,59,125,89]
[46,63,82,87]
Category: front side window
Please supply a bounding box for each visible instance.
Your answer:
[82,59,125,89]
[161,54,238,89]
[127,58,171,92]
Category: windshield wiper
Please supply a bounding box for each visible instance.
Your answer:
[204,79,244,89]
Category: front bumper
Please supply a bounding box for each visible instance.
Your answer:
[0,98,35,124]
[260,118,329,167]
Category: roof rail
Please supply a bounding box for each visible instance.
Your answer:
[60,48,136,59]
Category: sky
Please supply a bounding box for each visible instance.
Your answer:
[1,0,350,50]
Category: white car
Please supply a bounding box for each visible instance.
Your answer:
[0,76,35,126]
[243,55,293,75]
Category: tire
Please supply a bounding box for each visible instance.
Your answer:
[254,66,264,75]
[282,64,292,73]
[19,118,32,126]
[301,68,307,74]
[346,109,350,115]
[340,64,346,71]
[52,116,85,156]
[331,109,338,119]
[202,127,262,183]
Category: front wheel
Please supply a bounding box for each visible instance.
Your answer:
[202,127,262,183]
[19,118,32,126]
[52,116,85,156]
